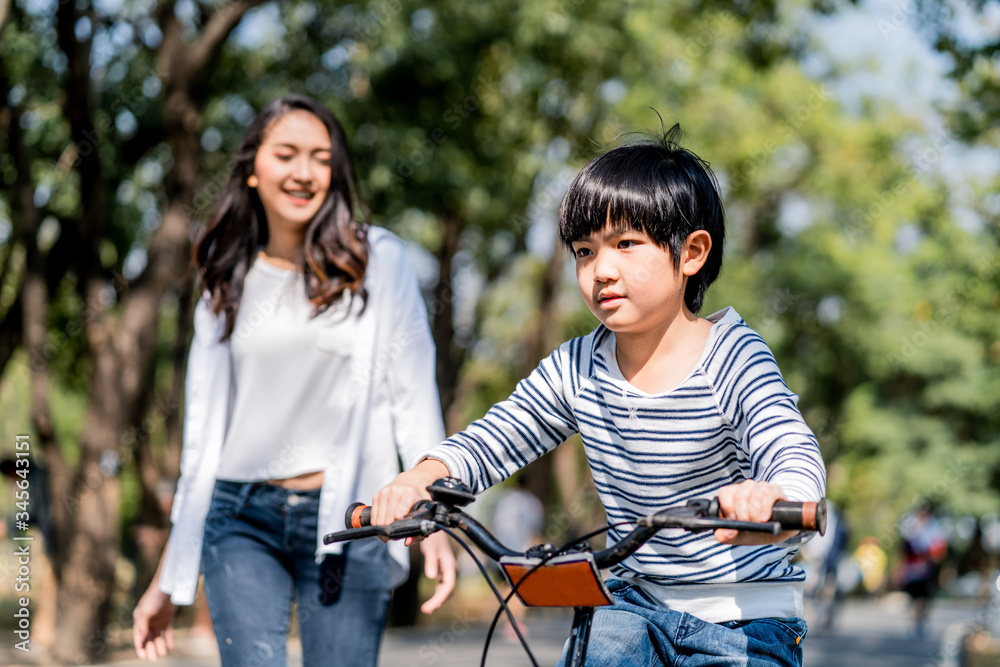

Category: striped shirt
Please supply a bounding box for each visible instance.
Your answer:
[426,307,827,622]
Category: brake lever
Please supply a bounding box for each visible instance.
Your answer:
[323,525,384,544]
[323,502,441,545]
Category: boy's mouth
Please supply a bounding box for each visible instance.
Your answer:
[597,291,625,307]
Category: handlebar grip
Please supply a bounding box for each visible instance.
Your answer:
[345,502,371,529]
[769,499,827,535]
[343,500,435,529]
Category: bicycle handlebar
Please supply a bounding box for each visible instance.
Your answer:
[325,480,826,667]
[325,479,827,570]
[329,498,523,559]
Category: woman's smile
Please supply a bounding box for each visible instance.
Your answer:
[284,188,316,204]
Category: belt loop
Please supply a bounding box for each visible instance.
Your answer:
[239,480,258,505]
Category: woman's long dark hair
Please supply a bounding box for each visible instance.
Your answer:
[194,95,369,340]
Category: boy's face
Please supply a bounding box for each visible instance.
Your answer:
[571,226,687,335]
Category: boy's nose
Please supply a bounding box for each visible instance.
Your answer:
[592,250,620,282]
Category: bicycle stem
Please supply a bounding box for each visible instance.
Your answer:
[448,511,522,560]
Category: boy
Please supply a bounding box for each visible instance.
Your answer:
[373,126,826,666]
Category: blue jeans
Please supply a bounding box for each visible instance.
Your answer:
[558,579,806,667]
[201,480,391,667]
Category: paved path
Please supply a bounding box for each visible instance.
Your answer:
[376,595,980,667]
[800,594,975,667]
[0,595,987,665]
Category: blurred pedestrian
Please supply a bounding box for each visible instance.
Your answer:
[801,501,849,630]
[899,502,948,638]
[854,536,888,595]
[1,456,53,553]
[491,472,545,555]
[489,471,545,640]
[1,456,57,648]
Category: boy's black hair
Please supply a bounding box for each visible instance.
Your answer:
[558,124,725,314]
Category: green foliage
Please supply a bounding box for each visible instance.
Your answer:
[1,0,997,561]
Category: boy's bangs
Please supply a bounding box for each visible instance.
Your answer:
[559,168,663,245]
[555,126,725,313]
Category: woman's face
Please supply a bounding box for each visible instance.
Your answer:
[251,110,332,238]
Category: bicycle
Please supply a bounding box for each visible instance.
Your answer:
[324,477,827,667]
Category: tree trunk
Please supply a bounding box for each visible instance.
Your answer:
[0,290,22,378]
[0,54,23,378]
[39,2,265,661]
[0,0,12,42]
[433,213,466,424]
[165,277,194,476]
[128,274,192,596]
[519,232,567,510]
[52,424,123,663]
[42,2,123,659]
[13,90,75,660]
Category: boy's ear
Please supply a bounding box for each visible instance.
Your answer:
[680,230,712,276]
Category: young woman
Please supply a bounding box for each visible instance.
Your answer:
[132,95,455,667]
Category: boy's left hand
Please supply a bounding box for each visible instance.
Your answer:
[714,480,800,545]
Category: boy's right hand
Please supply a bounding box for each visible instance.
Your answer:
[371,458,450,529]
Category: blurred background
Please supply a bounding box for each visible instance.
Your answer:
[0,0,998,664]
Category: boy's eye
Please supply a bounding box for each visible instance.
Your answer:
[573,247,592,259]
[618,239,637,249]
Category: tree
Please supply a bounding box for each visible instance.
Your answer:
[1,1,265,661]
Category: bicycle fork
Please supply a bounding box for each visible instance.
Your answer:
[564,606,597,667]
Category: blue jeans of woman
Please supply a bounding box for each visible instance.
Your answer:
[558,579,806,667]
[201,480,391,667]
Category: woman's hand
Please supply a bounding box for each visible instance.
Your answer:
[371,459,450,527]
[417,531,457,614]
[133,584,177,661]
[713,480,799,545]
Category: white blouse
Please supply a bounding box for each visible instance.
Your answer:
[216,257,360,481]
[158,227,446,605]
